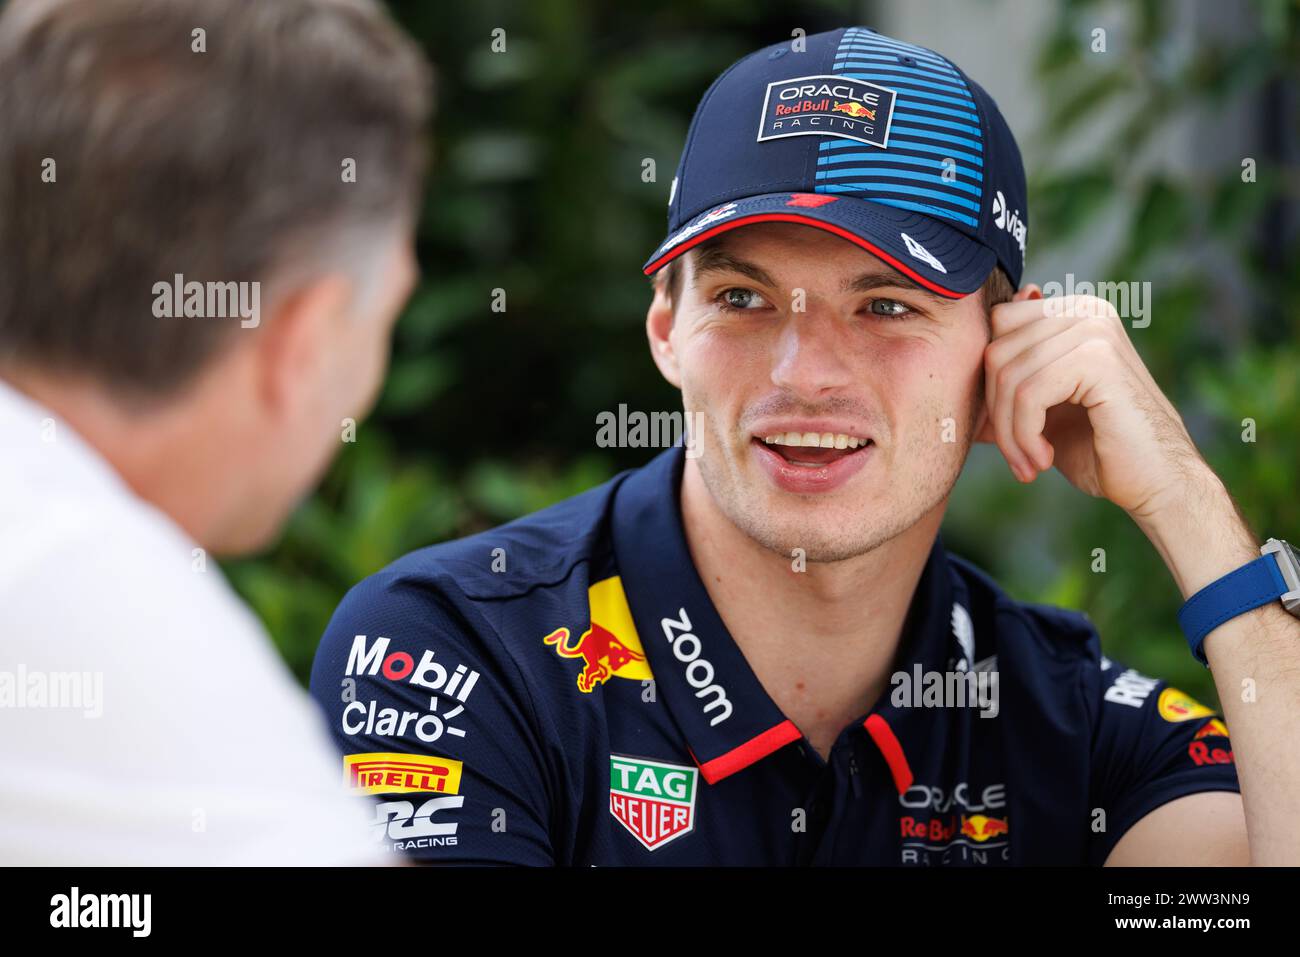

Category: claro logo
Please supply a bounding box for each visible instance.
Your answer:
[660,609,732,727]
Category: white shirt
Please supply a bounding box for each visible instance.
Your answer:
[0,378,385,864]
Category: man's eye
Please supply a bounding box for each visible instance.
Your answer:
[718,288,769,311]
[867,298,912,318]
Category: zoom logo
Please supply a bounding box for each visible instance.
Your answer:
[660,608,732,727]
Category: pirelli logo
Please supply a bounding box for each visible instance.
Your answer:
[344,752,464,796]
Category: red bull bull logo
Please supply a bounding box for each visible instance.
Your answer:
[543,576,653,693]
[960,814,1009,842]
[831,101,876,120]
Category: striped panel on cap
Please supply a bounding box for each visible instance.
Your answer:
[815,27,985,230]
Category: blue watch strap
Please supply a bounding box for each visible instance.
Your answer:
[1178,555,1288,666]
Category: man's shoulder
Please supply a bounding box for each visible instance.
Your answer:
[354,466,635,605]
[314,465,643,697]
[942,547,1200,717]
[307,468,650,851]
[945,549,1100,664]
[2,460,267,650]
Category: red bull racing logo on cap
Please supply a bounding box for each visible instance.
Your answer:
[543,576,653,693]
[757,74,896,148]
[831,101,875,120]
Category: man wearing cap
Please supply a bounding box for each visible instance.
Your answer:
[311,27,1300,865]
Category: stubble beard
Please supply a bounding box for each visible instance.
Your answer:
[690,396,979,565]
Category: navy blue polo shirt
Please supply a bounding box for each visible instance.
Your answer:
[309,447,1240,865]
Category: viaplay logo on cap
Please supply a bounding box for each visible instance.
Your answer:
[757,74,896,148]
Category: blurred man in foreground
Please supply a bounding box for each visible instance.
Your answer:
[0,0,430,863]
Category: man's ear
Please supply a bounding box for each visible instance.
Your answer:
[1012,282,1043,303]
[255,274,352,418]
[646,280,682,390]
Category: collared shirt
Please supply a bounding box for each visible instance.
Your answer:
[311,447,1240,865]
[0,377,383,865]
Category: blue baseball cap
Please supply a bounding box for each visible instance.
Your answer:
[644,26,1028,298]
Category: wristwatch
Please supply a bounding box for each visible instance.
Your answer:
[1178,538,1300,666]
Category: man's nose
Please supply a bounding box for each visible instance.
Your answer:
[768,312,855,400]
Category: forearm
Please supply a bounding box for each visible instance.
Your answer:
[1134,466,1300,864]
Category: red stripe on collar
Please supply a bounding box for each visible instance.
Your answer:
[695,719,803,784]
[864,714,914,795]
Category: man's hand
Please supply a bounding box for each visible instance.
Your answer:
[974,289,1204,522]
[975,285,1300,864]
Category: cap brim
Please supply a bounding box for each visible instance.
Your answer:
[643,192,996,299]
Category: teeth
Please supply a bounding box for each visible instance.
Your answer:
[762,432,870,449]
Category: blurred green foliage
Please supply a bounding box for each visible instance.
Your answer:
[946,0,1300,704]
[227,0,1298,712]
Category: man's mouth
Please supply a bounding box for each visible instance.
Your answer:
[755,431,873,467]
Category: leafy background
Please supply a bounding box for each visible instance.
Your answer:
[224,0,1299,710]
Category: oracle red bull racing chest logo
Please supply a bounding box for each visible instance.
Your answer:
[757,74,896,148]
[609,754,699,851]
[899,781,1010,865]
[542,576,652,692]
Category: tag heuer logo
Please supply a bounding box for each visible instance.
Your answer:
[609,754,698,851]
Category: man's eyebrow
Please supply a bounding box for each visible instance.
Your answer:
[843,271,947,301]
[686,247,951,302]
[687,247,950,302]
[689,249,778,289]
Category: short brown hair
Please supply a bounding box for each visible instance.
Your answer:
[655,240,1017,315]
[0,0,432,399]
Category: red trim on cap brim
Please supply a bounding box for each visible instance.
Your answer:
[696,719,802,785]
[643,212,967,299]
[863,714,914,794]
